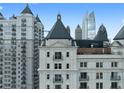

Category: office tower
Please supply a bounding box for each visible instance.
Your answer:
[82,11,96,40]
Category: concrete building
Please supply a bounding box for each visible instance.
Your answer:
[0,4,44,89]
[39,14,124,89]
[82,11,96,40]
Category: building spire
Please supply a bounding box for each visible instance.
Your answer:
[21,4,33,15]
[57,14,61,20]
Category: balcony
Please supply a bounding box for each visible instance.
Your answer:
[110,76,121,81]
[53,55,63,61]
[110,86,121,89]
[53,78,63,83]
[79,76,89,81]
[79,86,89,89]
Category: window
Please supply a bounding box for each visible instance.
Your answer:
[47,85,50,89]
[54,74,62,82]
[96,72,103,79]
[66,52,69,57]
[47,74,50,79]
[66,64,69,69]
[96,62,103,68]
[66,74,69,79]
[111,62,118,67]
[80,72,87,79]
[47,64,50,69]
[55,52,62,59]
[111,82,118,89]
[54,64,62,69]
[80,82,87,89]
[111,72,118,79]
[96,82,103,89]
[47,52,50,57]
[55,85,61,89]
[66,85,69,89]
[80,62,87,67]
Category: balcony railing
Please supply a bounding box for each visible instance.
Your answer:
[79,86,89,89]
[53,78,63,83]
[110,76,121,81]
[53,55,63,61]
[110,86,121,89]
[79,76,89,81]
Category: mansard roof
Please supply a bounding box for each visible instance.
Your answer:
[21,4,33,15]
[94,24,109,41]
[114,26,124,40]
[75,40,103,48]
[46,14,72,39]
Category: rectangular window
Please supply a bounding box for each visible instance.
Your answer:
[80,62,87,67]
[84,62,87,67]
[96,82,103,89]
[47,52,50,57]
[80,62,83,67]
[66,64,69,69]
[66,74,69,79]
[111,62,118,67]
[47,64,50,69]
[80,82,87,89]
[54,64,57,69]
[111,82,118,89]
[100,62,103,67]
[54,64,62,69]
[59,64,62,69]
[96,72,103,79]
[96,62,103,68]
[80,72,87,79]
[55,52,62,59]
[47,74,50,79]
[55,85,61,89]
[66,52,69,57]
[54,74,62,82]
[66,85,69,89]
[47,85,50,89]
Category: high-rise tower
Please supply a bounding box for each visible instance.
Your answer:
[82,11,96,40]
[0,4,44,89]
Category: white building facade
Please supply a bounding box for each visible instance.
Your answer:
[0,4,44,89]
[39,14,124,89]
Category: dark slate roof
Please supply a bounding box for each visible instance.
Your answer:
[0,12,4,20]
[10,14,17,19]
[94,24,109,41]
[75,40,103,48]
[36,15,41,22]
[114,26,124,40]
[46,14,72,39]
[21,4,33,15]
